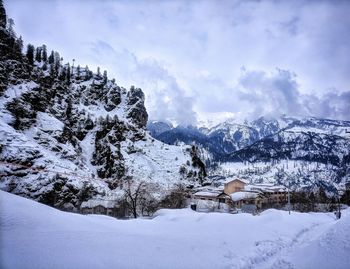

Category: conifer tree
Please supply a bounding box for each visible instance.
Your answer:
[26,44,35,65]
[42,44,47,62]
[49,62,55,77]
[76,65,81,79]
[54,52,60,74]
[66,63,71,84]
[103,70,107,84]
[97,66,101,77]
[48,50,54,64]
[85,65,92,80]
[14,36,23,57]
[35,47,42,62]
[59,66,66,81]
[7,17,15,37]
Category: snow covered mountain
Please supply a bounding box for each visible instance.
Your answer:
[148,116,350,190]
[148,116,350,160]
[0,4,205,211]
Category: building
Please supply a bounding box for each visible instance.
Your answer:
[230,191,264,210]
[192,178,289,213]
[193,190,230,203]
[248,184,288,206]
[80,198,128,218]
[192,190,231,212]
[224,179,246,195]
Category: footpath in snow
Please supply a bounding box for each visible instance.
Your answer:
[0,190,349,269]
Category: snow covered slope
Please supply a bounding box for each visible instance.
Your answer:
[1,190,349,269]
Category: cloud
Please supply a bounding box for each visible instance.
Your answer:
[193,68,350,121]
[87,41,197,125]
[5,0,350,123]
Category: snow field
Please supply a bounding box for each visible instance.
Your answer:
[1,190,349,269]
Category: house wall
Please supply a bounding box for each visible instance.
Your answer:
[224,180,245,195]
[93,205,107,215]
[81,208,93,214]
[267,192,288,204]
[80,204,128,218]
[233,197,264,210]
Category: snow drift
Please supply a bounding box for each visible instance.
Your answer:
[1,191,349,269]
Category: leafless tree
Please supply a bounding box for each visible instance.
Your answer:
[124,176,159,218]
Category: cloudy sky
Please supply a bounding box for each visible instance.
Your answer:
[5,0,350,125]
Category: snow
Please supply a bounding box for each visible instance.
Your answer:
[0,82,38,124]
[121,135,198,191]
[230,191,259,202]
[35,112,64,132]
[194,191,221,197]
[81,199,117,209]
[1,190,349,269]
[213,160,348,191]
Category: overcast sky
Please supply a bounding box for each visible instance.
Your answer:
[5,0,350,125]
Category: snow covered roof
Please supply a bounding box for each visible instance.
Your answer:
[81,199,118,209]
[224,178,249,184]
[245,184,287,193]
[194,191,222,197]
[230,191,259,202]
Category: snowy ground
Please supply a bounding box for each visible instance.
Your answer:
[1,190,349,269]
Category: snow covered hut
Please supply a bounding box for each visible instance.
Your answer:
[192,190,231,212]
[80,198,128,218]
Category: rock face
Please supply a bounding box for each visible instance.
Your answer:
[0,5,205,211]
[126,86,148,128]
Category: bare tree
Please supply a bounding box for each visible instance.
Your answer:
[160,184,189,209]
[123,177,158,218]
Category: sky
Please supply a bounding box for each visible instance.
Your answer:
[5,0,350,125]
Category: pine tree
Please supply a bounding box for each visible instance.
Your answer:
[85,65,92,80]
[26,44,35,65]
[103,70,107,84]
[49,63,55,77]
[59,66,67,81]
[54,51,60,74]
[97,66,101,77]
[66,63,71,84]
[35,47,42,62]
[42,44,47,62]
[76,65,81,79]
[7,17,15,37]
[14,36,23,57]
[48,50,54,64]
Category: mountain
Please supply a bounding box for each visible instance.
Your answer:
[0,3,205,211]
[148,117,350,190]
